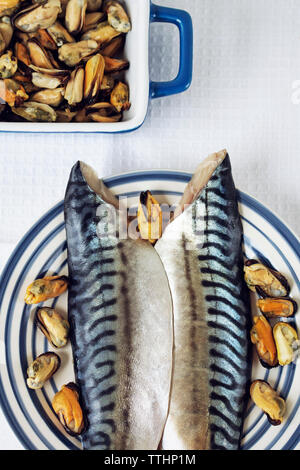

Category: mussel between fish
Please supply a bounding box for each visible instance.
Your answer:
[137,190,162,245]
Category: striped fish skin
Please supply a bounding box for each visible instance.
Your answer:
[155,151,251,450]
[64,162,173,450]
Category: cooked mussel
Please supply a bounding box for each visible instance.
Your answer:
[65,0,87,34]
[84,52,104,101]
[105,0,131,33]
[244,260,290,298]
[58,39,98,66]
[27,38,57,69]
[250,315,278,368]
[250,380,286,426]
[0,50,17,78]
[27,352,61,389]
[81,20,120,45]
[52,382,85,436]
[103,55,128,73]
[100,73,114,92]
[47,20,75,46]
[110,80,130,112]
[0,0,131,123]
[100,34,124,57]
[137,190,162,245]
[13,0,62,33]
[0,16,13,52]
[36,307,69,348]
[30,65,69,88]
[33,27,57,49]
[0,77,28,106]
[257,298,298,318]
[86,0,102,12]
[83,11,105,32]
[273,322,299,366]
[0,0,23,18]
[64,65,84,106]
[55,106,76,121]
[14,41,30,68]
[85,101,120,122]
[12,100,57,121]
[31,86,64,106]
[24,274,68,304]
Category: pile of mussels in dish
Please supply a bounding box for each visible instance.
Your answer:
[0,0,131,122]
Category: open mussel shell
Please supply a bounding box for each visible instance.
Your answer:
[31,86,64,106]
[250,380,286,426]
[137,190,163,245]
[244,259,290,298]
[103,55,128,73]
[47,20,75,46]
[105,0,131,33]
[81,20,120,45]
[100,33,124,57]
[0,50,17,78]
[0,16,13,52]
[58,39,98,67]
[33,27,57,49]
[100,73,114,92]
[273,322,299,366]
[0,0,24,18]
[257,297,298,318]
[27,38,58,69]
[35,307,70,348]
[27,352,61,389]
[14,41,30,68]
[250,315,278,368]
[64,65,84,106]
[52,382,86,436]
[85,101,121,122]
[12,100,57,121]
[13,0,62,33]
[65,0,87,34]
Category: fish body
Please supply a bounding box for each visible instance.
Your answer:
[64,162,173,450]
[155,151,251,450]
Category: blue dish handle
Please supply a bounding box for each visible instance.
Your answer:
[150,3,193,99]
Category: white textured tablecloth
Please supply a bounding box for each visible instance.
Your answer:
[0,0,299,450]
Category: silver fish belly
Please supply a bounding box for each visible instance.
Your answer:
[64,162,173,450]
[155,151,251,450]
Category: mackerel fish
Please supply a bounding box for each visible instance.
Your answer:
[155,150,251,450]
[64,161,173,450]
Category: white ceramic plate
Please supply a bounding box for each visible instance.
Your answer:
[0,170,299,450]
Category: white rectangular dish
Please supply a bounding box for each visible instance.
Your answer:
[0,0,193,133]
